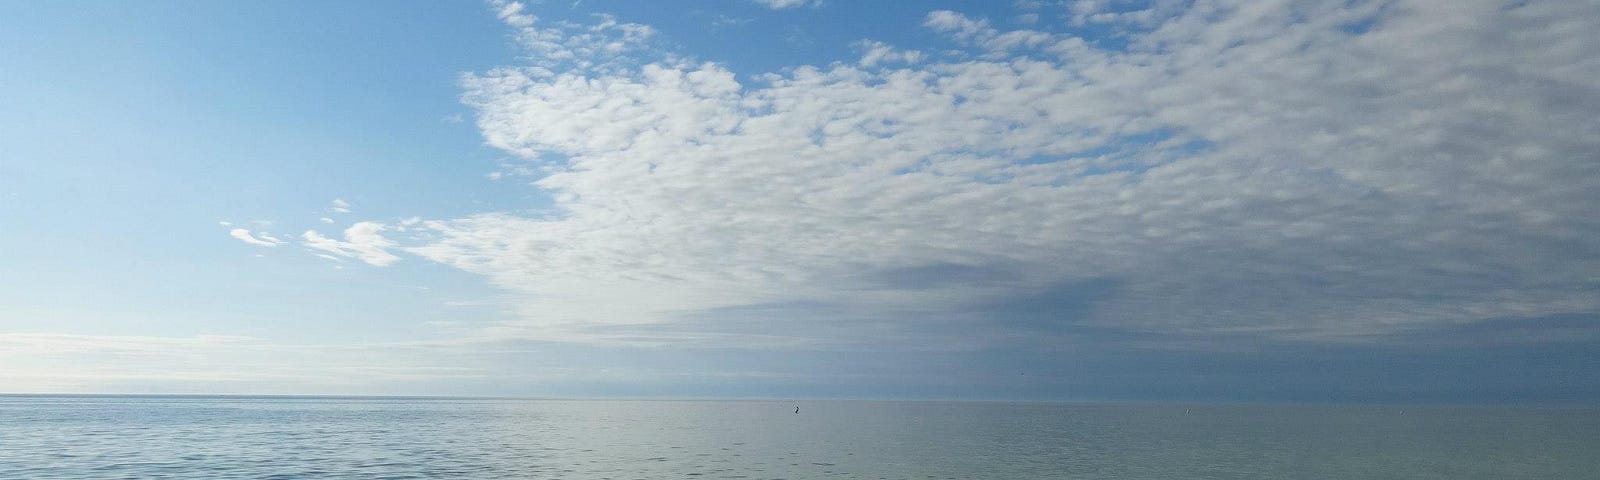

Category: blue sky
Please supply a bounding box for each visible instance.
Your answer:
[2,0,1598,402]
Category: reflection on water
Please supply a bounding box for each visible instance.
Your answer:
[0,396,1595,479]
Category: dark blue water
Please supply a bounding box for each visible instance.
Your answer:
[1,395,1595,479]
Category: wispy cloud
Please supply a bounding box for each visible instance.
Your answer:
[303,222,401,266]
[329,198,352,214]
[711,15,753,27]
[228,228,285,247]
[486,0,657,76]
[749,0,821,10]
[853,40,921,67]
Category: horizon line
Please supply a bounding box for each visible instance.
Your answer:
[3,392,1596,408]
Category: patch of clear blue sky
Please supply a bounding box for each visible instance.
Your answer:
[0,1,530,341]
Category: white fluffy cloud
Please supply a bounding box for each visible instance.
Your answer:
[387,0,1600,348]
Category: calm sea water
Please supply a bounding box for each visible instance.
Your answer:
[1,396,1595,479]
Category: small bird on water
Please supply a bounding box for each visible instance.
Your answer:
[795,406,800,414]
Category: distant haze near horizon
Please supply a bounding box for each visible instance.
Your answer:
[2,0,1597,403]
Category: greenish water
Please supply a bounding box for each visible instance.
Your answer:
[1,395,1595,479]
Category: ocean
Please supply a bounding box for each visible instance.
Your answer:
[0,395,1595,479]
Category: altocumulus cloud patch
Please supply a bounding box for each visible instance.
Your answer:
[324,0,1598,349]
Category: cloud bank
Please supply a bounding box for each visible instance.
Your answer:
[358,0,1598,349]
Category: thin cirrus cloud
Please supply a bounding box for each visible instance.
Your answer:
[303,222,402,266]
[748,0,821,10]
[228,228,285,247]
[308,1,1599,350]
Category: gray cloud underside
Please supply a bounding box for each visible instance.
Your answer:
[402,0,1599,349]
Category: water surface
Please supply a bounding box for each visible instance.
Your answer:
[1,396,1595,479]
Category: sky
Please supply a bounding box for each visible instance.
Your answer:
[1,0,1597,403]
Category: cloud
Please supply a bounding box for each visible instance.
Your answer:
[923,10,1053,54]
[329,198,352,214]
[494,0,536,28]
[485,0,657,76]
[854,40,922,67]
[379,0,1600,350]
[303,222,401,266]
[229,228,284,247]
[749,0,821,10]
[711,15,753,27]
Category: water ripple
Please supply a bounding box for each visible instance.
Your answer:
[0,397,1596,479]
